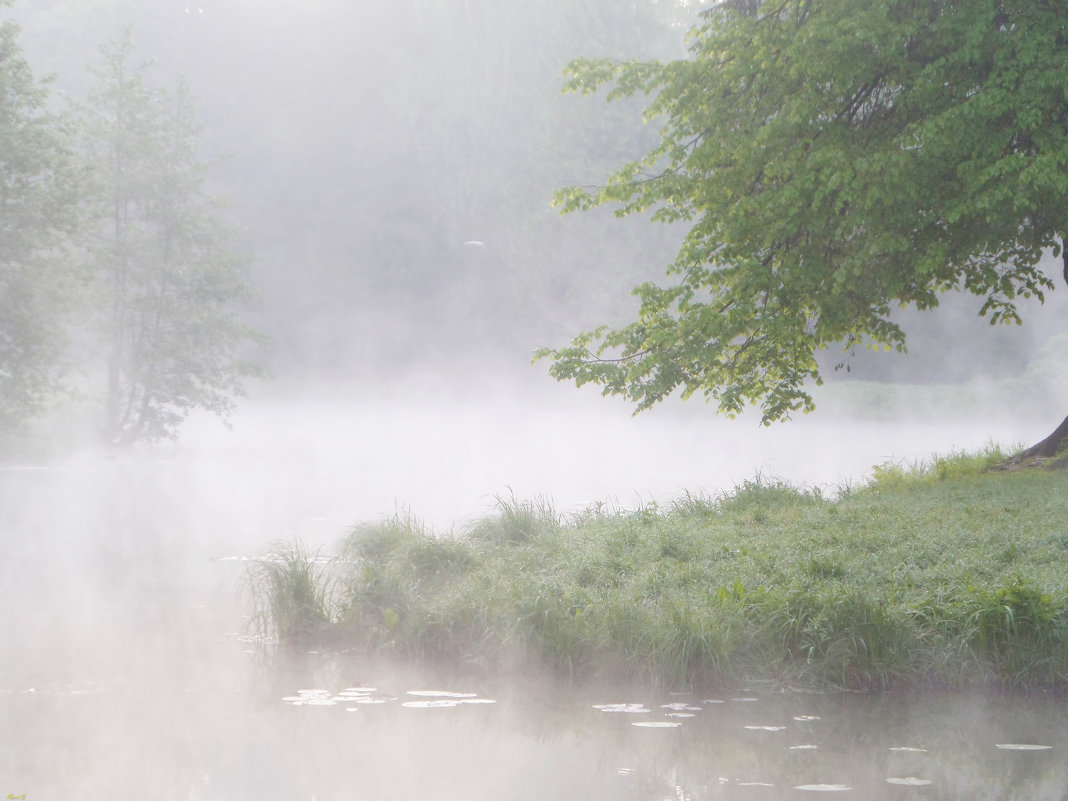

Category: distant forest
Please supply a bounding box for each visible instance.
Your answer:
[8,0,1064,394]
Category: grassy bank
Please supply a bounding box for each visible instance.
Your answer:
[245,449,1068,692]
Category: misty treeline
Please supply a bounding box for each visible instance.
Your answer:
[3,0,1063,450]
[4,0,697,449]
[1,12,261,446]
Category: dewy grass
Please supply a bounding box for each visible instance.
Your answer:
[245,451,1068,691]
[243,539,340,646]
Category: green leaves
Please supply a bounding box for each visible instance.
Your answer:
[541,0,1068,423]
[0,17,81,440]
[81,29,263,444]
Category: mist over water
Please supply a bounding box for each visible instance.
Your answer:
[173,389,1041,539]
[5,306,1067,801]
[8,295,1066,798]
[4,2,1068,798]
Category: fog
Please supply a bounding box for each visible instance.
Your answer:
[4,1,1068,798]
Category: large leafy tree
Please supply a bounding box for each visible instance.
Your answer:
[0,4,81,440]
[539,0,1068,455]
[81,29,261,444]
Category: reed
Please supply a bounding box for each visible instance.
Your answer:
[244,450,1068,691]
[243,539,339,646]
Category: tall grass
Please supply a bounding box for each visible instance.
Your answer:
[243,540,339,646]
[244,453,1068,691]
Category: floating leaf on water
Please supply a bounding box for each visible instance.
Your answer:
[793,715,821,722]
[662,703,701,711]
[402,699,463,708]
[347,697,392,704]
[460,698,496,704]
[888,747,926,752]
[794,784,852,791]
[745,725,787,731]
[703,699,725,704]
[406,690,477,698]
[632,721,683,728]
[285,689,334,705]
[593,703,650,714]
[886,777,932,786]
[733,697,759,702]
[790,745,820,750]
[995,744,1053,751]
[737,782,775,787]
[340,687,377,694]
[667,712,696,718]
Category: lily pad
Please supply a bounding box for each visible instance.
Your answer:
[406,690,477,698]
[995,744,1052,751]
[794,784,852,791]
[402,699,463,708]
[593,703,650,714]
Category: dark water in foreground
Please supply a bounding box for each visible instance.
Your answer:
[2,406,1066,800]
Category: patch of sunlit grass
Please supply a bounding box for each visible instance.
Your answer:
[869,443,1017,487]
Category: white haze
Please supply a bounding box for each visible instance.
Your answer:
[3,2,1068,798]
[50,344,1068,550]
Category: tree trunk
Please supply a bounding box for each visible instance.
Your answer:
[1012,414,1068,464]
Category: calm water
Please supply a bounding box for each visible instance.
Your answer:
[5,632,1067,800]
[3,401,1065,800]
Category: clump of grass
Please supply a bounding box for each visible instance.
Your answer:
[245,449,1068,691]
[963,578,1068,687]
[467,492,559,546]
[243,540,339,646]
[870,443,1015,488]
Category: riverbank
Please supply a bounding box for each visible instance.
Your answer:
[246,448,1068,692]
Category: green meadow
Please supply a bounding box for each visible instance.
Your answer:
[246,448,1068,692]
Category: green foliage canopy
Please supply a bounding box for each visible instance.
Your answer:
[539,0,1068,423]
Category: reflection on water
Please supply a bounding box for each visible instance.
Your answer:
[9,636,1066,800]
